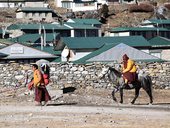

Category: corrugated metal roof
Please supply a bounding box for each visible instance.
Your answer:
[11,33,59,43]
[16,7,54,12]
[109,27,170,32]
[149,36,170,47]
[7,23,70,30]
[148,19,170,24]
[0,43,57,59]
[74,43,163,64]
[62,36,151,49]
[34,46,62,55]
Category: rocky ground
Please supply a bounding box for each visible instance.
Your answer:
[0,85,170,128]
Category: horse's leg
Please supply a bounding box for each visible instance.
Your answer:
[119,88,123,103]
[131,87,140,104]
[145,89,153,104]
[112,89,117,102]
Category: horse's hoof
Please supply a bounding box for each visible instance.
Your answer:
[131,101,135,104]
[113,98,117,102]
[119,101,123,104]
[148,103,153,105]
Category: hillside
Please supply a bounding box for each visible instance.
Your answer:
[0,1,170,31]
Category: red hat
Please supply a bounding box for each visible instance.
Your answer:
[123,54,129,61]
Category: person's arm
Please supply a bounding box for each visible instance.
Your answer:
[123,60,134,73]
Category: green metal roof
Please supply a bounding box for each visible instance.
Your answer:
[34,46,62,55]
[149,36,170,47]
[69,18,102,25]
[16,7,54,12]
[10,33,59,43]
[7,23,70,30]
[148,19,170,24]
[62,36,151,49]
[109,27,170,32]
[7,23,99,30]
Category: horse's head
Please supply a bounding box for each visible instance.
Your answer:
[98,66,109,79]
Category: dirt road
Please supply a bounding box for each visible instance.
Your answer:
[0,86,170,128]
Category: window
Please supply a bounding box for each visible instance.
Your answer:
[86,29,98,37]
[62,2,71,8]
[74,30,85,37]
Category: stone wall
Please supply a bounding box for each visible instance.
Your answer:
[0,62,170,89]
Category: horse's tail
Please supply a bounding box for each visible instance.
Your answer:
[141,75,153,103]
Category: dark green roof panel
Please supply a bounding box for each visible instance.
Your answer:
[149,36,170,47]
[62,36,151,49]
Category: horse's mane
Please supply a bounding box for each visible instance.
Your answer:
[108,67,122,77]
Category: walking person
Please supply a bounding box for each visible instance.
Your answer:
[32,64,51,106]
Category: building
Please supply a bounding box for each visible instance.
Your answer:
[0,43,57,63]
[55,36,151,62]
[74,43,161,64]
[149,36,170,60]
[56,0,98,12]
[16,7,57,21]
[0,0,47,8]
[56,0,137,12]
[7,22,101,38]
[106,27,170,40]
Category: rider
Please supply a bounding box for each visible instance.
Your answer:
[122,54,137,86]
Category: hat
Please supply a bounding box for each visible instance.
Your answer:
[123,54,129,61]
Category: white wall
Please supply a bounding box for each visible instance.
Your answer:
[0,3,15,8]
[16,12,24,19]
[106,32,130,37]
[25,2,45,7]
[72,2,97,12]
[62,52,91,62]
[162,50,170,61]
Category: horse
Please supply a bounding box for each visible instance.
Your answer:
[99,66,153,104]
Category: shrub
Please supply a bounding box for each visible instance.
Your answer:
[164,3,170,10]
[129,3,154,13]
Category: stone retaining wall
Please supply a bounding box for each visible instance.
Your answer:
[0,62,170,89]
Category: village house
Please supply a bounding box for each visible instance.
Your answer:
[0,43,57,63]
[148,36,170,60]
[7,22,101,38]
[55,0,137,12]
[0,0,47,8]
[55,36,151,62]
[141,19,170,29]
[15,7,57,21]
[106,27,170,40]
[74,43,161,64]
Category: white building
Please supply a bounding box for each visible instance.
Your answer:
[0,0,47,8]
[56,0,100,12]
